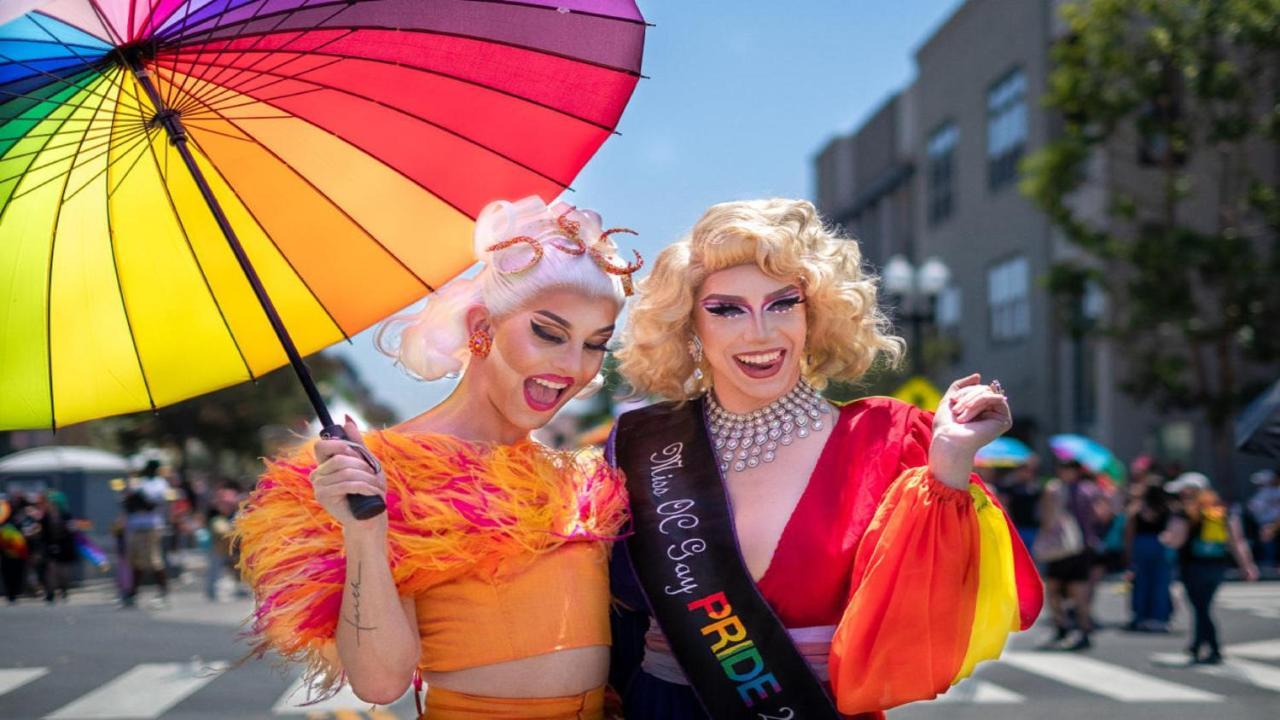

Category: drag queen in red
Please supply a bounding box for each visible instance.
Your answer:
[609,199,1042,719]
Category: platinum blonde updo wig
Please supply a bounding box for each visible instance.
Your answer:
[616,198,904,401]
[376,196,639,381]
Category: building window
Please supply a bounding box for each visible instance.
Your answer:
[987,256,1030,341]
[987,68,1027,191]
[935,285,962,329]
[927,122,958,225]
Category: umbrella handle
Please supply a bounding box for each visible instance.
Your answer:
[320,424,388,520]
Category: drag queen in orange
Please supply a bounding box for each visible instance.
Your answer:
[234,197,642,719]
[609,199,1042,719]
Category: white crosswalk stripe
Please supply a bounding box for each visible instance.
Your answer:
[1227,638,1280,660]
[1215,585,1280,620]
[44,661,229,720]
[8,648,1280,715]
[1001,652,1224,702]
[0,667,49,697]
[1152,652,1280,692]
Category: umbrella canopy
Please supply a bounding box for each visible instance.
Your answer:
[0,0,645,430]
[1049,434,1127,484]
[975,436,1034,469]
[1236,378,1280,459]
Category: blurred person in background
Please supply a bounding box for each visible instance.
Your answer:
[1246,469,1279,573]
[1124,459,1172,632]
[1000,455,1043,553]
[36,491,79,604]
[204,480,248,601]
[1162,472,1259,664]
[0,498,30,604]
[122,460,171,608]
[1036,459,1110,650]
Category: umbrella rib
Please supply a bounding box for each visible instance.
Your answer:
[153,0,211,110]
[164,21,644,79]
[175,81,330,119]
[167,0,288,115]
[152,56,576,190]
[85,0,127,49]
[181,130,353,345]
[164,30,356,116]
[168,3,358,113]
[0,72,112,430]
[0,74,113,218]
[168,82,437,294]
[10,125,150,202]
[25,13,140,123]
[42,69,120,431]
[102,76,158,415]
[161,43,615,132]
[163,0,238,110]
[25,9,115,47]
[0,38,108,55]
[458,0,649,26]
[0,52,142,116]
[3,122,148,191]
[140,124,258,383]
[60,128,153,203]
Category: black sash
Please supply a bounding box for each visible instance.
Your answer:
[616,399,841,720]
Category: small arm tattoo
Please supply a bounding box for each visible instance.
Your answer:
[344,562,377,645]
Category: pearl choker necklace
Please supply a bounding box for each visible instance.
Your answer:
[705,379,832,473]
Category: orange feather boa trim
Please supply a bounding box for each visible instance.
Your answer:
[232,431,627,694]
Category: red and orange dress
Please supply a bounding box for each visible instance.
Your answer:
[234,431,628,719]
[609,396,1043,719]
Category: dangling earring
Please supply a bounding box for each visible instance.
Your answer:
[468,329,492,358]
[688,336,705,384]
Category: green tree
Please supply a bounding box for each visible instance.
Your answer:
[1021,0,1280,491]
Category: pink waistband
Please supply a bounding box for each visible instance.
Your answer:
[641,619,836,684]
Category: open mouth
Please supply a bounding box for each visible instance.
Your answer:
[733,348,786,379]
[523,374,573,412]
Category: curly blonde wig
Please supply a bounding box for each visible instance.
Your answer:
[616,198,904,401]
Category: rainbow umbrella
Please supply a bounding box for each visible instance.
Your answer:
[0,0,644,432]
[975,436,1034,469]
[1049,434,1127,484]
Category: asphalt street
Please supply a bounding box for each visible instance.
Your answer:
[1,561,1277,719]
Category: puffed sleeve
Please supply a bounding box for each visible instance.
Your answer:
[828,404,1042,714]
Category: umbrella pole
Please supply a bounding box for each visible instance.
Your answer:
[124,54,385,518]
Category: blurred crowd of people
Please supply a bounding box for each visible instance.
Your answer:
[989,451,1274,665]
[0,490,89,605]
[1,457,250,608]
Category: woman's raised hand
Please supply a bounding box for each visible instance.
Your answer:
[929,373,1014,488]
[310,416,388,534]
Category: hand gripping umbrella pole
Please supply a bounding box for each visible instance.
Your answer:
[123,50,386,520]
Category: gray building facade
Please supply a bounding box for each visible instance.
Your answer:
[814,0,1272,477]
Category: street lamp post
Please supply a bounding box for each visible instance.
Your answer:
[883,255,951,375]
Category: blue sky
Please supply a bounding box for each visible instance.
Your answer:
[335,0,966,422]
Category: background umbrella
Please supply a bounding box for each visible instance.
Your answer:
[1049,434,1127,484]
[975,436,1034,469]
[1236,378,1280,459]
[0,0,646,516]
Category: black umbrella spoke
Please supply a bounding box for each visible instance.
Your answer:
[179,2,357,108]
[181,130,353,343]
[155,51,342,117]
[149,54,572,190]
[59,126,152,203]
[165,0,351,115]
[139,129,257,384]
[0,51,132,114]
[25,12,137,110]
[0,119,140,166]
[7,124,150,203]
[176,86,437,295]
